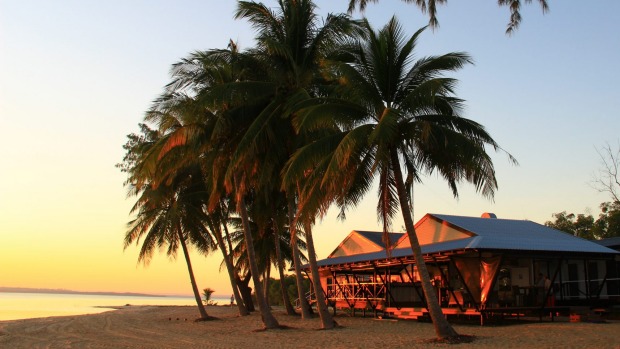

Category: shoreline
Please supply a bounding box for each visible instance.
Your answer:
[0,287,166,298]
[0,292,225,322]
[1,305,619,348]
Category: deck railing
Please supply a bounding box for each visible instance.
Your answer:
[302,277,620,308]
[326,280,386,301]
[558,277,620,299]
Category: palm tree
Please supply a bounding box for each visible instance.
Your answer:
[231,0,358,328]
[159,44,283,328]
[122,53,263,317]
[346,0,549,34]
[202,287,215,305]
[119,123,214,321]
[287,17,515,339]
[156,1,353,327]
[149,43,264,317]
[123,162,213,320]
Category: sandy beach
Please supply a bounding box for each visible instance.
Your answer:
[1,305,619,348]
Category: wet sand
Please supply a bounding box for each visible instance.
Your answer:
[1,305,619,348]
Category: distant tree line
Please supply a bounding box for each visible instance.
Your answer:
[266,275,309,306]
[545,202,620,240]
[545,141,620,240]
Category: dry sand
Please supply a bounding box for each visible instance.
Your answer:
[1,305,619,348]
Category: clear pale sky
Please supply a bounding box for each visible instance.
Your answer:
[1,1,619,297]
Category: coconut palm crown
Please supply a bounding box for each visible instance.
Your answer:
[347,0,549,34]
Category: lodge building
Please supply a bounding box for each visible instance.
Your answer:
[305,213,620,321]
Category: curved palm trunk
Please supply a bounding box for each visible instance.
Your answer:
[237,196,280,329]
[288,195,313,319]
[303,221,335,329]
[213,226,249,316]
[390,151,458,339]
[221,223,251,313]
[273,222,296,315]
[176,229,209,320]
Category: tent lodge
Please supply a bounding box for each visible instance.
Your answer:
[303,213,620,322]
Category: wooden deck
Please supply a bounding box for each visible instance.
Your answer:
[322,293,574,325]
[358,305,570,325]
[330,299,385,317]
[383,306,480,320]
[480,306,570,324]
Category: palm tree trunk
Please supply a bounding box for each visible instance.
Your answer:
[273,221,296,315]
[237,273,255,312]
[264,267,271,307]
[176,229,209,320]
[223,222,235,257]
[288,195,313,319]
[213,225,249,316]
[303,221,335,329]
[237,195,280,329]
[220,222,251,313]
[390,151,458,339]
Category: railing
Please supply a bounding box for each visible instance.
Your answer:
[294,290,314,309]
[326,280,386,302]
[319,278,620,303]
[558,277,620,299]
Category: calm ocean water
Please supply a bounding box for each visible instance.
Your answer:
[0,292,231,321]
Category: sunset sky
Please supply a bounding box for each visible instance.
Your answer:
[1,1,619,297]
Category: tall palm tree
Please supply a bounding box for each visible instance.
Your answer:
[231,0,357,328]
[149,44,263,317]
[123,162,213,320]
[347,0,549,34]
[287,17,515,339]
[163,47,283,328]
[119,123,213,320]
[159,1,353,327]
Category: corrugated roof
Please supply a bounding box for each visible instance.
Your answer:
[430,214,616,253]
[314,214,618,269]
[316,237,477,267]
[595,237,620,250]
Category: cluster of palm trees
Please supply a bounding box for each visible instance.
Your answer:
[119,0,514,340]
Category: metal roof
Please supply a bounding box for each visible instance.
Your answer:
[314,214,618,269]
[595,237,620,250]
[430,214,616,253]
[315,237,477,268]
